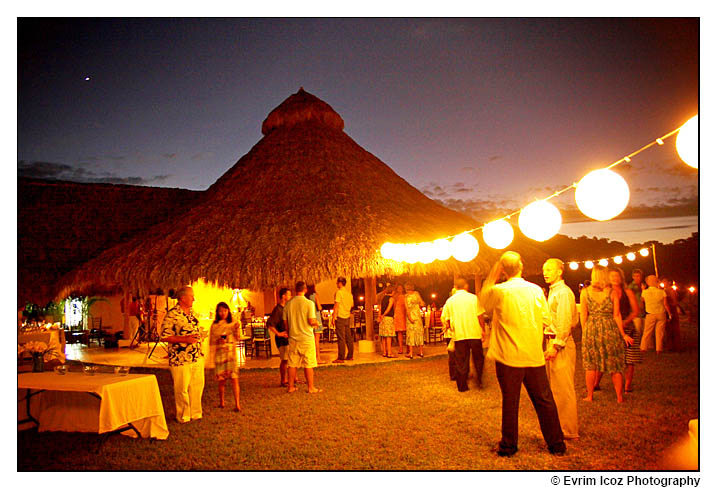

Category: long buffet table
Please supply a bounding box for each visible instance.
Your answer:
[18,372,169,439]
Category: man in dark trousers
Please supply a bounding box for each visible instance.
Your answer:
[266,288,292,387]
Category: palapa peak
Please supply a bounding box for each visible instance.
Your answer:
[261,87,345,135]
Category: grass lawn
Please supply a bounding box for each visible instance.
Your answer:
[17,318,698,471]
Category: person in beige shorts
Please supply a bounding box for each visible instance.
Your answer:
[283,281,323,393]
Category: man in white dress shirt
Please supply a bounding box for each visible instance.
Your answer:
[441,278,486,392]
[543,258,579,439]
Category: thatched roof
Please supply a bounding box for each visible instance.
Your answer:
[56,89,546,297]
[17,178,201,307]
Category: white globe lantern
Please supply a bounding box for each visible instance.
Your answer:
[676,115,698,169]
[585,261,594,269]
[569,261,579,271]
[639,248,650,257]
[432,238,452,261]
[450,233,480,262]
[575,169,630,221]
[482,219,514,249]
[598,258,609,267]
[518,200,562,242]
[403,243,420,264]
[613,256,623,264]
[417,242,436,264]
[626,252,636,261]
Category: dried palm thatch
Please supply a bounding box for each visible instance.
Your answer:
[18,178,201,307]
[57,88,546,298]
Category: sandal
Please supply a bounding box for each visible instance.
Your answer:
[418,353,424,358]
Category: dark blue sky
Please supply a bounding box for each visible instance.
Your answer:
[17,18,698,237]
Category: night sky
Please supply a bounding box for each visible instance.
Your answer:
[17,18,699,242]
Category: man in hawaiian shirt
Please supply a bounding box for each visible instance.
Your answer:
[161,286,205,423]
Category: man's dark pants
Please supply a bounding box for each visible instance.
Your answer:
[445,338,457,380]
[495,361,566,454]
[454,338,484,391]
[335,317,353,360]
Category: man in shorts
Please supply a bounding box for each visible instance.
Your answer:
[266,287,292,387]
[283,281,323,394]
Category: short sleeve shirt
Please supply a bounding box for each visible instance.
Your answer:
[334,287,354,319]
[440,290,485,341]
[267,304,288,348]
[161,306,203,366]
[643,287,667,315]
[283,295,316,344]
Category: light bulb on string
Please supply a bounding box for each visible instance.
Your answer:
[482,219,514,249]
[639,248,650,257]
[575,169,630,221]
[585,261,594,269]
[626,252,636,261]
[598,258,609,267]
[518,200,562,242]
[450,233,480,262]
[381,242,398,261]
[404,243,420,264]
[569,262,579,271]
[676,115,698,169]
[433,238,452,261]
[613,256,623,264]
[417,242,436,264]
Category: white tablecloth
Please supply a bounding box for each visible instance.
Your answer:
[18,372,169,439]
[18,330,65,353]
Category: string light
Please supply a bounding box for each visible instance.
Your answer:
[575,169,630,221]
[519,200,562,242]
[450,233,480,262]
[378,117,695,263]
[482,219,514,249]
[565,246,653,270]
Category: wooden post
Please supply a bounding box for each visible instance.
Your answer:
[122,290,130,340]
[262,288,277,317]
[364,276,377,340]
[652,244,659,277]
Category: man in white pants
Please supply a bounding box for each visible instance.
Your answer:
[161,286,205,423]
[543,259,579,440]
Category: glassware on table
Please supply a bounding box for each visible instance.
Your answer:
[53,364,67,375]
[114,366,130,376]
[83,364,98,376]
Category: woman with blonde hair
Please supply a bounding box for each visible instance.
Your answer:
[580,265,633,403]
[405,283,426,359]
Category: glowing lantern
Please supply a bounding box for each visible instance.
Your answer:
[569,261,579,271]
[417,242,436,264]
[672,284,677,291]
[518,200,562,242]
[450,233,480,262]
[598,258,609,267]
[676,115,698,169]
[381,242,398,260]
[626,252,636,261]
[404,243,420,264]
[639,248,649,257]
[613,256,623,264]
[432,238,452,261]
[585,261,594,269]
[660,282,665,288]
[483,219,514,249]
[575,169,630,221]
[688,286,695,293]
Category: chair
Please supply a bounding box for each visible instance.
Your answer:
[323,319,336,343]
[88,317,103,347]
[352,311,365,341]
[251,323,272,358]
[428,310,444,344]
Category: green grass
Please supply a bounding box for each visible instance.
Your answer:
[17,318,698,470]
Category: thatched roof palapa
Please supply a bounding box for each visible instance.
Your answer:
[56,88,545,298]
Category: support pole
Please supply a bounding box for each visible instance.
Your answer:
[363,276,377,340]
[652,243,659,277]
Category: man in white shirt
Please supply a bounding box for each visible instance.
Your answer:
[331,276,355,363]
[441,277,486,392]
[283,281,322,394]
[543,258,579,440]
[481,251,566,457]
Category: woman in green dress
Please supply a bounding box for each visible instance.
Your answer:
[210,302,241,411]
[580,266,634,403]
[404,283,426,359]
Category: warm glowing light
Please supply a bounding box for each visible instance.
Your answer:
[417,241,436,264]
[688,286,696,293]
[660,282,665,288]
[380,242,402,261]
[482,219,514,249]
[585,261,594,269]
[676,115,698,169]
[569,262,579,270]
[403,243,420,264]
[575,169,630,221]
[359,296,364,301]
[626,252,636,261]
[431,293,436,299]
[518,200,562,242]
[672,285,677,291]
[613,256,623,264]
[598,258,609,267]
[450,233,480,262]
[433,238,452,261]
[639,248,650,257]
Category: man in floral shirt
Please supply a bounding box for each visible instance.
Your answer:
[161,286,205,423]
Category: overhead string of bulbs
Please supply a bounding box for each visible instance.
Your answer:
[380,115,698,264]
[566,246,652,271]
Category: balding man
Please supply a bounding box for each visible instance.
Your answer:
[543,258,579,440]
[481,252,566,457]
[441,277,486,392]
[161,286,205,423]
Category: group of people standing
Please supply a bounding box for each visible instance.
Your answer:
[377,283,427,359]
